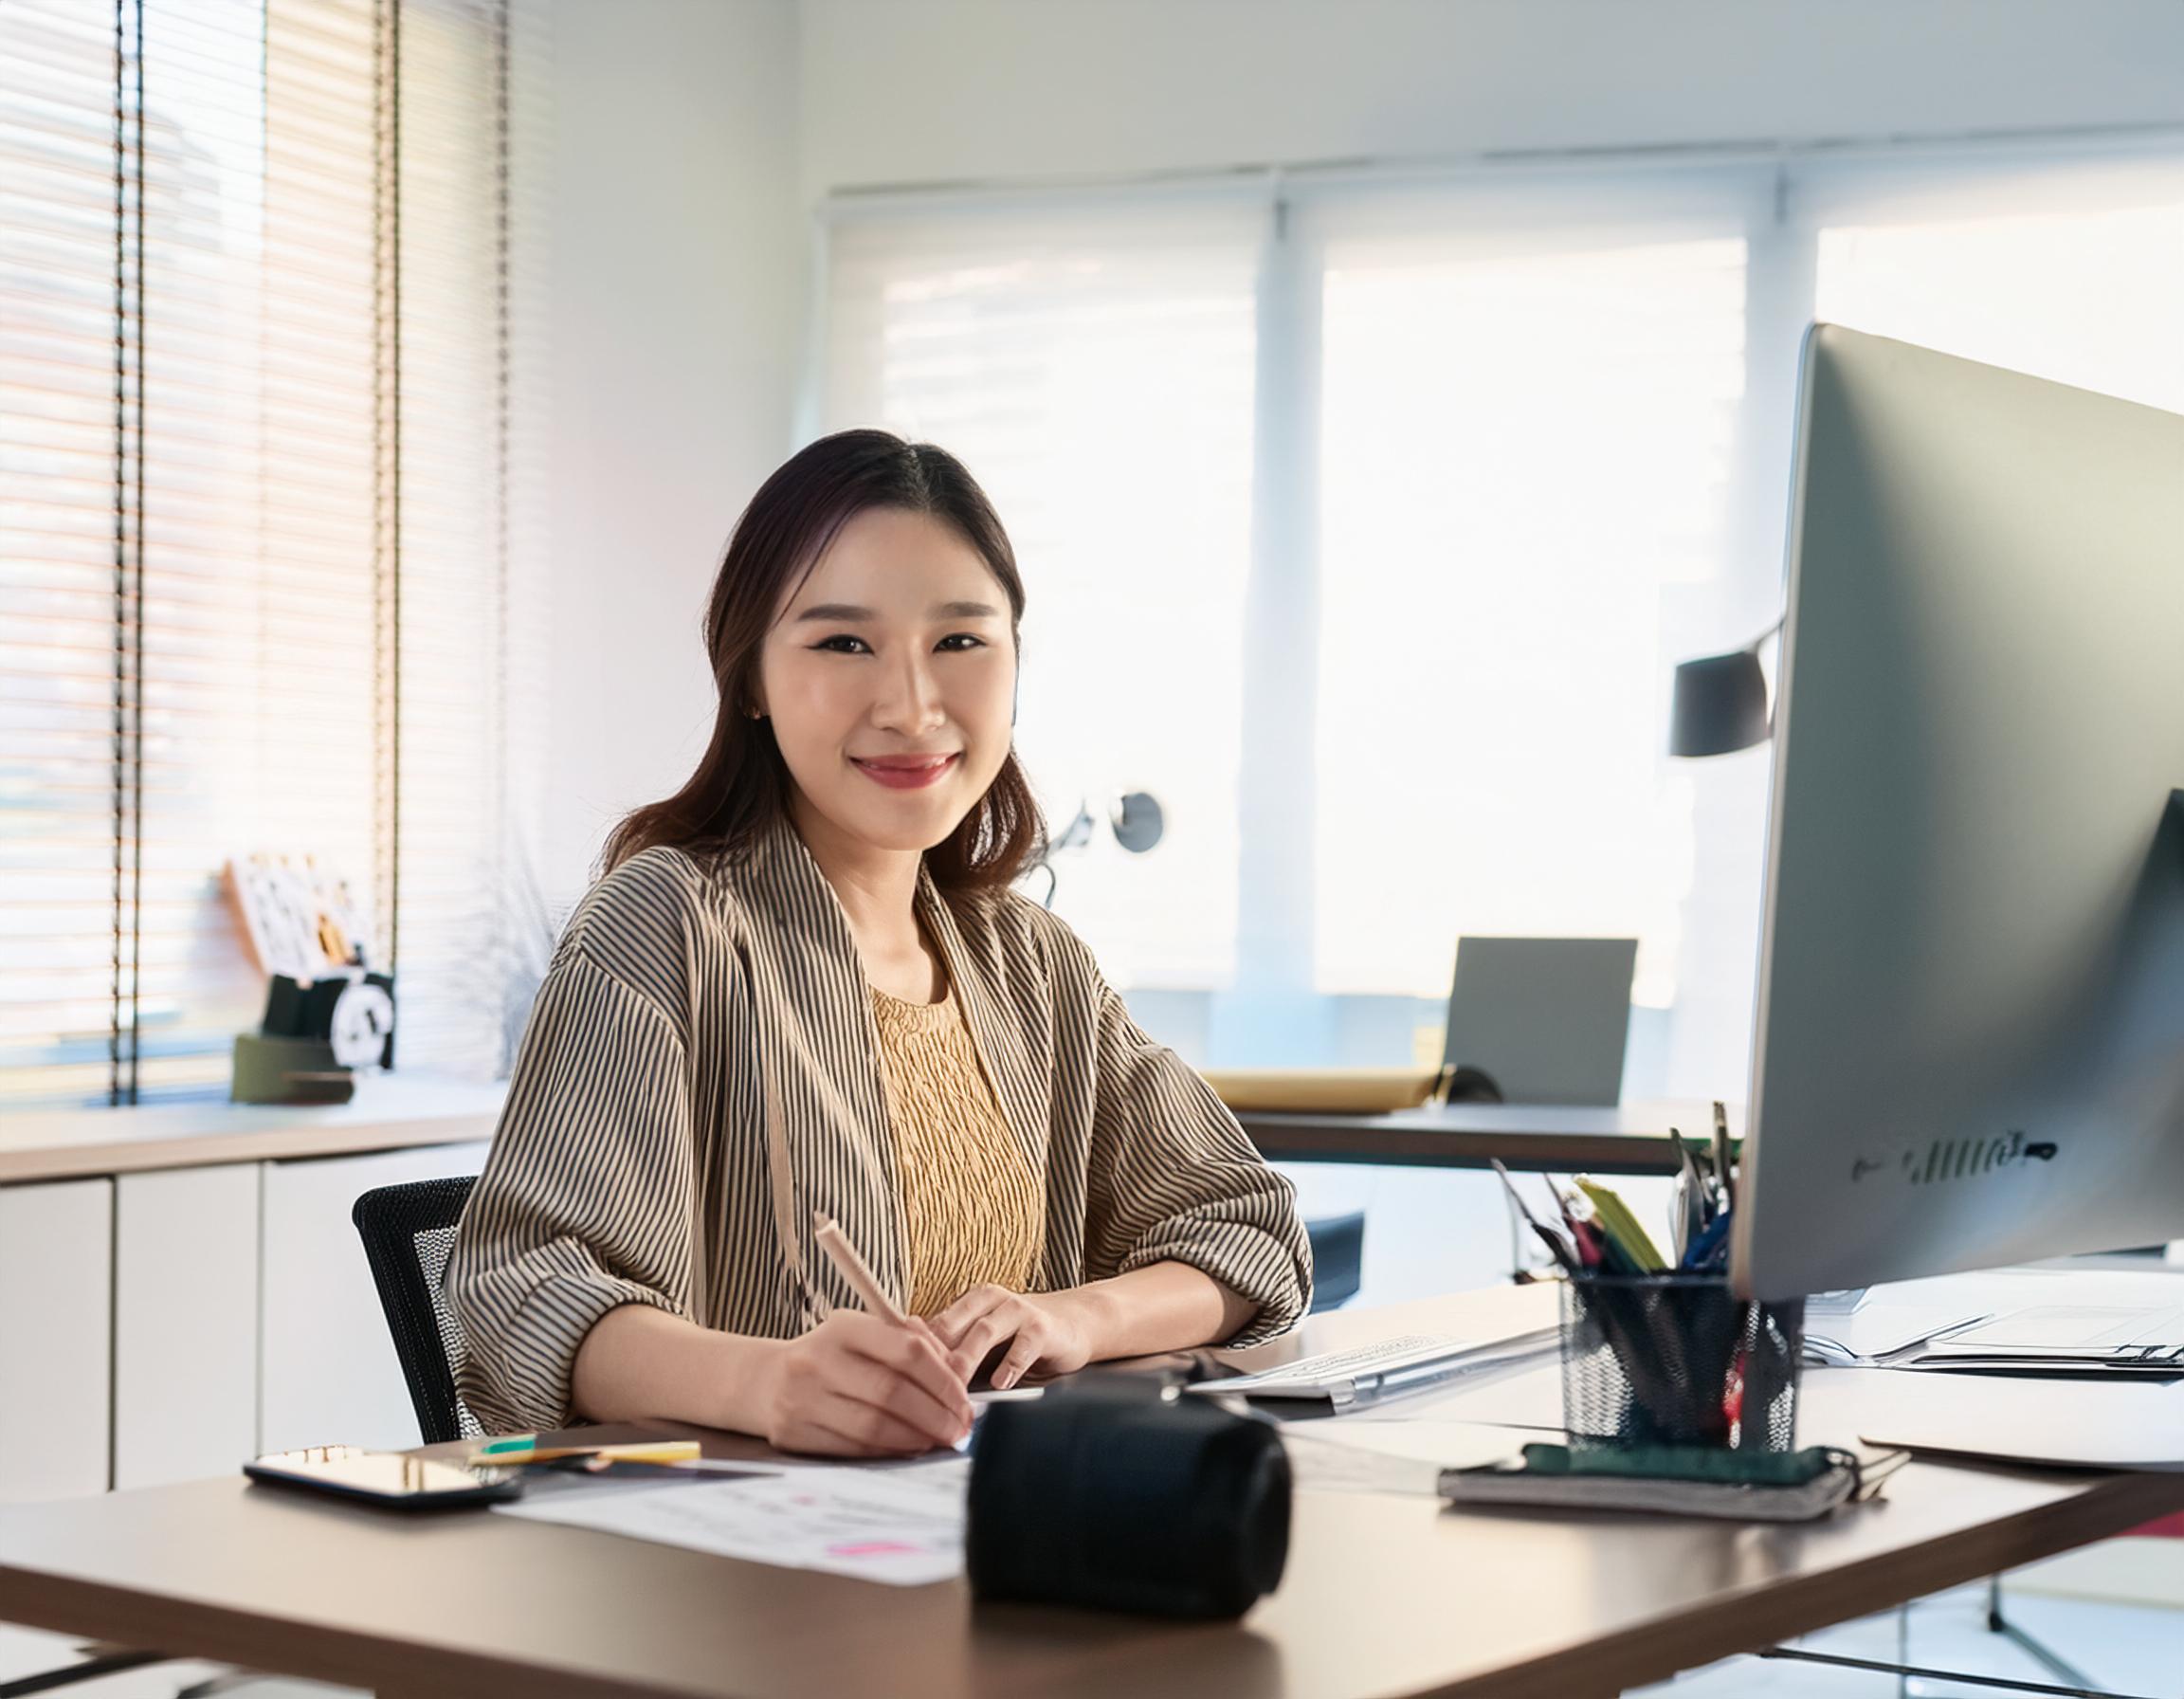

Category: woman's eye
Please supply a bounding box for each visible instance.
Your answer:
[812,633,986,654]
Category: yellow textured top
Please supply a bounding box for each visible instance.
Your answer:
[869,980,1045,1316]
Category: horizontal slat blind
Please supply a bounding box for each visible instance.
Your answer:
[1,0,545,1107]
[133,0,372,1102]
[0,0,138,1105]
[395,0,551,1078]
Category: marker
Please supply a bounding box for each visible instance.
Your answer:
[1712,1100,1736,1211]
[472,1439,701,1468]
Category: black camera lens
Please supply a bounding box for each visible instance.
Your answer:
[967,1383,1290,1619]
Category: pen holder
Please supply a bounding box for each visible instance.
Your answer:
[1560,1274,1805,1453]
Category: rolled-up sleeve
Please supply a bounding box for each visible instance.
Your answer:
[447,947,696,1434]
[1078,973,1312,1346]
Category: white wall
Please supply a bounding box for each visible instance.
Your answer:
[799,0,2184,195]
[540,0,804,905]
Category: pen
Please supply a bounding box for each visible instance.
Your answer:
[1529,1221,1580,1275]
[813,1211,909,1325]
[1712,1101,1736,1211]
[1490,1160,1577,1275]
[1680,1210,1734,1273]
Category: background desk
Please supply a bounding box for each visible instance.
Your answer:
[1,1079,1705,1185]
[1235,1099,1708,1175]
[0,1285,2176,1699]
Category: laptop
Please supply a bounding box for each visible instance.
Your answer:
[1444,937,1637,1105]
[1183,1328,1559,1412]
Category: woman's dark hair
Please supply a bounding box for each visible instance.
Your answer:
[601,429,1046,893]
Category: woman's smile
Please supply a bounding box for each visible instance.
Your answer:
[850,752,961,790]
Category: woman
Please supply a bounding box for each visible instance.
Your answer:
[447,429,1311,1456]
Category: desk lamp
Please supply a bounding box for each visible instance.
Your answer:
[1668,616,1781,757]
[1028,790,1164,908]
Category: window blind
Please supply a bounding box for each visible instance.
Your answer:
[822,196,1264,989]
[1301,175,1756,1005]
[1,1,137,1107]
[392,0,552,1078]
[0,0,546,1107]
[814,144,2184,1085]
[1801,153,2184,415]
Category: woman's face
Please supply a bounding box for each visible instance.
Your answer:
[755,506,1017,857]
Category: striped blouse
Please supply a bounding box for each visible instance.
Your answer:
[446,812,1312,1434]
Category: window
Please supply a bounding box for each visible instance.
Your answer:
[0,0,546,1106]
[818,144,2184,1087]
[1302,178,1755,1008]
[1805,155,2184,413]
[823,196,1264,988]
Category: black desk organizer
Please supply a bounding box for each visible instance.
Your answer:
[1560,1273,1806,1452]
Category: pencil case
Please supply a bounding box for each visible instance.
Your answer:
[1440,1442,1866,1522]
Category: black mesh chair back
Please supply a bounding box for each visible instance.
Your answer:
[352,1175,483,1445]
[1304,1209,1366,1312]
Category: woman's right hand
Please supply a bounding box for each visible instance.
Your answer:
[752,1311,975,1457]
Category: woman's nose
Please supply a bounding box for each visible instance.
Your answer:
[875,651,945,729]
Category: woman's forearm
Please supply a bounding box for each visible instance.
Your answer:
[570,1303,782,1433]
[1052,1260,1258,1361]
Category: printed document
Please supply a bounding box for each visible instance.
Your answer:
[495,1456,970,1586]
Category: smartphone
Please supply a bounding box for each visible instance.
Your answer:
[243,1444,523,1508]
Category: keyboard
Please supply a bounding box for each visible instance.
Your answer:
[1185,1328,1557,1410]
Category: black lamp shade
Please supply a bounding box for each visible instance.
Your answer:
[1670,649,1771,757]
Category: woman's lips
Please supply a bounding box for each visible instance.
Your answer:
[851,753,960,791]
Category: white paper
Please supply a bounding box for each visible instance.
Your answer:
[1279,1420,1523,1494]
[495,1456,971,1586]
[1839,1368,2184,1470]
[1803,1303,1989,1364]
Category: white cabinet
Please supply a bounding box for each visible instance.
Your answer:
[0,1179,113,1502]
[114,1164,262,1489]
[259,1142,488,1453]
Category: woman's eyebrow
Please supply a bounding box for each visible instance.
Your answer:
[792,599,1002,623]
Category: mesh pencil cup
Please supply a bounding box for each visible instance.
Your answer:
[1559,1273,1806,1452]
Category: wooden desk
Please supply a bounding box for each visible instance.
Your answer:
[1,1286,2177,1699]
[1237,1100,1710,1175]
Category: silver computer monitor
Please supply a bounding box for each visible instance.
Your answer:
[1734,325,2184,1302]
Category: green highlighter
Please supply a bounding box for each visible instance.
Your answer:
[1574,1177,1667,1273]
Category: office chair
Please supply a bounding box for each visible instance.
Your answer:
[1304,1211,1365,1312]
[352,1176,484,1447]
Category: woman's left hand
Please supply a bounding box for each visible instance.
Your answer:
[929,1286,1098,1390]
